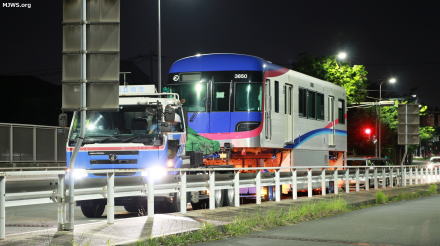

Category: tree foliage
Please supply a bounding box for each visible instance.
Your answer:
[292,55,368,104]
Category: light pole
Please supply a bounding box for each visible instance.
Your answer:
[157,0,162,92]
[378,77,397,158]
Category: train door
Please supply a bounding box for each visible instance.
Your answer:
[285,84,293,141]
[328,95,335,146]
[264,79,271,140]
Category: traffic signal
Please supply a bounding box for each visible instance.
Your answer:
[363,127,372,136]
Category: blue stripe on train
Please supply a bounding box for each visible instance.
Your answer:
[284,129,347,149]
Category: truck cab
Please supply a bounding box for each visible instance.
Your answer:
[66,85,186,217]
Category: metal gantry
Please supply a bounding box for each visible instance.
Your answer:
[0,165,440,240]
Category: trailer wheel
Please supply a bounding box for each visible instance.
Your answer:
[214,190,223,208]
[223,189,234,206]
[80,201,105,218]
[191,199,208,210]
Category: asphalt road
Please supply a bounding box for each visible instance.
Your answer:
[200,195,440,246]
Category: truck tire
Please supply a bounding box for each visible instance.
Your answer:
[80,201,105,218]
[223,189,235,206]
[170,193,180,212]
[124,205,141,213]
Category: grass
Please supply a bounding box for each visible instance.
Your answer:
[138,199,348,246]
[135,185,439,246]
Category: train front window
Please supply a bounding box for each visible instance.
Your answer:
[168,83,207,112]
[234,83,262,111]
[212,83,230,111]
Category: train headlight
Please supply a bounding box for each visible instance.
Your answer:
[142,166,167,180]
[68,168,88,180]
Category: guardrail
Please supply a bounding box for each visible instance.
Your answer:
[1,165,439,240]
[0,123,68,166]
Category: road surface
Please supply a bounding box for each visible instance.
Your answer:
[200,195,440,246]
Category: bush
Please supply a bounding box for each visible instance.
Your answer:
[376,191,388,204]
[428,184,438,195]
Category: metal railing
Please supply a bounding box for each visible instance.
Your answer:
[1,165,440,239]
[0,123,68,167]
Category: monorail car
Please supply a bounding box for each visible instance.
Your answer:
[167,53,347,168]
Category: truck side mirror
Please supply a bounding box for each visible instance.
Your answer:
[58,113,68,127]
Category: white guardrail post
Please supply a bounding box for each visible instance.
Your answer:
[209,171,216,209]
[275,170,281,202]
[180,171,187,213]
[355,168,360,192]
[291,169,297,199]
[345,169,349,193]
[256,171,262,204]
[307,169,312,197]
[0,176,5,240]
[147,176,155,217]
[409,167,413,185]
[382,168,386,189]
[321,169,326,196]
[415,167,419,185]
[389,168,394,188]
[374,168,378,189]
[107,172,115,224]
[333,169,338,195]
[365,168,369,191]
[57,174,65,231]
[234,171,240,207]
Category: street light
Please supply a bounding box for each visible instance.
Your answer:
[378,77,397,158]
[337,51,347,60]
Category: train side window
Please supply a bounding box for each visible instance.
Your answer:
[338,99,345,124]
[298,88,306,117]
[288,86,292,115]
[307,90,316,119]
[316,93,324,120]
[274,81,279,113]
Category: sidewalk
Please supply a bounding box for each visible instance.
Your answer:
[0,184,436,246]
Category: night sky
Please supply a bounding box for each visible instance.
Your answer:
[1,0,440,107]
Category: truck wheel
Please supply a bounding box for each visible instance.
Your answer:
[124,205,140,213]
[223,189,235,206]
[170,193,181,212]
[80,201,105,218]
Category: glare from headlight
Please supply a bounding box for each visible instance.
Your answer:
[142,166,167,180]
[68,168,88,180]
[167,159,174,168]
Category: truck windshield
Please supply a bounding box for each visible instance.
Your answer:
[68,105,162,146]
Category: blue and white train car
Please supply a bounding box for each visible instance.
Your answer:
[167,53,347,169]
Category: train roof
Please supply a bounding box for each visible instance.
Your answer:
[169,53,345,93]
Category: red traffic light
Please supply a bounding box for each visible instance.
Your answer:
[363,127,372,135]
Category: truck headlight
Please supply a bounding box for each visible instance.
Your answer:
[67,168,88,180]
[142,166,167,180]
